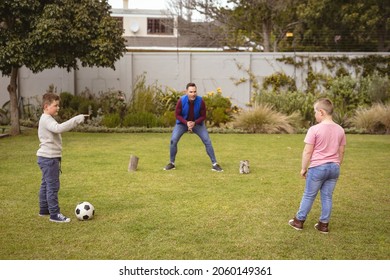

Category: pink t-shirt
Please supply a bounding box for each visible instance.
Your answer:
[304,122,346,168]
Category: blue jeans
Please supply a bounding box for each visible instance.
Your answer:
[170,123,217,164]
[37,157,61,216]
[296,163,340,223]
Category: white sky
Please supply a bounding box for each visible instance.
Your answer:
[109,0,168,9]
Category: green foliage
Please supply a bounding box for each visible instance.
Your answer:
[326,75,369,126]
[305,64,332,94]
[0,0,126,135]
[262,72,297,91]
[123,112,161,128]
[159,110,176,128]
[129,74,162,115]
[202,88,234,126]
[296,0,389,51]
[97,90,127,116]
[254,89,317,127]
[241,55,389,128]
[364,74,390,104]
[58,91,99,121]
[156,87,183,113]
[0,101,10,125]
[101,113,121,128]
[0,0,126,74]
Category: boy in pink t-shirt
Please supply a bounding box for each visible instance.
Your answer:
[289,98,346,233]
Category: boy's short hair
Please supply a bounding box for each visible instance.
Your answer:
[315,98,334,115]
[186,82,196,89]
[42,93,60,107]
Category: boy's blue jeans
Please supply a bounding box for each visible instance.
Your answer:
[37,157,61,216]
[296,162,340,223]
[170,123,217,164]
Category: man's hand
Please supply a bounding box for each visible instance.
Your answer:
[187,121,195,132]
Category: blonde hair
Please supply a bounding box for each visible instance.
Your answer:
[315,98,334,115]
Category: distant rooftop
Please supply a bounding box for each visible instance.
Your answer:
[111,8,171,16]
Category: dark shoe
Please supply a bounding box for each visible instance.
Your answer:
[39,210,50,216]
[164,162,175,170]
[212,163,223,172]
[314,221,329,234]
[50,213,71,223]
[288,217,305,230]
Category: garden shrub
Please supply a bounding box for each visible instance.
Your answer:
[59,91,98,121]
[232,104,296,133]
[365,74,390,104]
[159,110,176,127]
[98,90,127,116]
[123,112,161,128]
[101,113,121,128]
[203,88,234,126]
[254,89,316,127]
[129,74,161,115]
[326,75,370,127]
[351,103,390,134]
[156,87,182,114]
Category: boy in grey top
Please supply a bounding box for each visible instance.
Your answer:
[37,93,88,223]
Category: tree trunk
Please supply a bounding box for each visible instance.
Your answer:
[7,67,21,136]
[262,21,272,52]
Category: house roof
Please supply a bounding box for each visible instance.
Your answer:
[111,8,171,17]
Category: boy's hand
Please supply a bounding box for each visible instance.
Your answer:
[300,168,307,178]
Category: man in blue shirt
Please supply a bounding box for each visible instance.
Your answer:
[164,82,223,172]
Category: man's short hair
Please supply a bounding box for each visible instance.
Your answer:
[186,82,196,89]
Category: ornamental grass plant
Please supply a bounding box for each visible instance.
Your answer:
[351,103,390,134]
[232,104,298,133]
[0,130,389,260]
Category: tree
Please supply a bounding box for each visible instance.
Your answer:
[170,0,389,51]
[0,0,126,136]
[296,0,389,51]
[169,0,300,51]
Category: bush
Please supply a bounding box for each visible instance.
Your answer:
[123,112,161,128]
[351,103,390,134]
[365,74,390,104]
[203,88,234,126]
[59,91,99,121]
[156,87,183,114]
[159,110,176,127]
[129,74,161,115]
[254,89,315,127]
[98,90,127,116]
[101,113,121,128]
[326,75,371,127]
[232,104,296,133]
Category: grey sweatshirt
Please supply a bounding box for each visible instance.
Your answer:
[36,114,85,158]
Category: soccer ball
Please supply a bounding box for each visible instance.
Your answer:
[75,201,95,221]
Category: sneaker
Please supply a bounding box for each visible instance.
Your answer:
[212,163,223,172]
[288,217,305,230]
[50,213,71,223]
[39,210,50,217]
[314,221,329,234]
[164,162,175,170]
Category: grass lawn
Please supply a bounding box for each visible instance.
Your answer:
[0,130,389,260]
